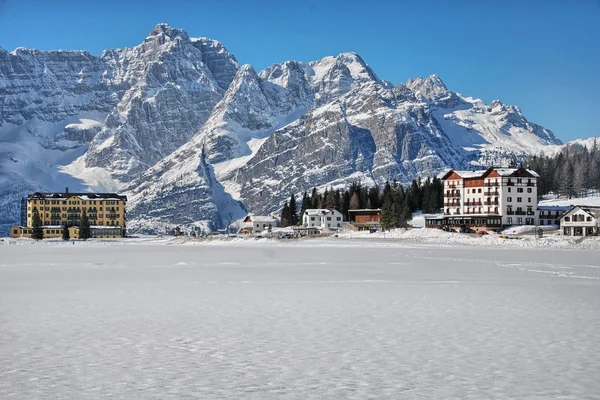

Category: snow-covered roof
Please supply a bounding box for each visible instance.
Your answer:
[537,205,572,211]
[245,215,277,223]
[304,209,337,216]
[562,206,600,220]
[29,191,127,201]
[492,168,540,178]
[453,170,487,179]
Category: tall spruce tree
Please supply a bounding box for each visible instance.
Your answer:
[299,191,309,223]
[280,201,290,227]
[79,209,91,240]
[62,224,70,241]
[31,209,44,240]
[288,193,299,226]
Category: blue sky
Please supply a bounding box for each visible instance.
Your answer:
[1,0,598,142]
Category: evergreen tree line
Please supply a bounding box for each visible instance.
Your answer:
[524,139,600,199]
[30,209,91,241]
[280,177,444,229]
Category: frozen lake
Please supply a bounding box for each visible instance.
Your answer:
[1,239,599,399]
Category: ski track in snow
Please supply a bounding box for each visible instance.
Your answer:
[0,240,599,399]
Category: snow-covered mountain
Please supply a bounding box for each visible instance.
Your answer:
[1,24,571,234]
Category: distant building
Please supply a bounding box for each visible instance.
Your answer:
[10,188,127,239]
[537,205,571,227]
[241,215,279,235]
[560,206,600,237]
[425,166,539,232]
[302,209,344,230]
[348,209,381,231]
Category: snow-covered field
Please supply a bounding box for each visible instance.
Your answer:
[1,238,599,399]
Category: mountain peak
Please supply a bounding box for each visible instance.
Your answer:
[406,74,449,99]
[146,23,188,41]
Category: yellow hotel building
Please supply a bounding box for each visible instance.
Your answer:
[11,188,127,239]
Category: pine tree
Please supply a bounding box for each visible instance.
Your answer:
[310,187,319,208]
[299,191,309,223]
[79,209,91,240]
[349,192,360,210]
[280,201,290,227]
[62,224,70,241]
[288,193,299,226]
[31,209,44,241]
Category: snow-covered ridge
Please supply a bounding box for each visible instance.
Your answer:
[0,23,577,235]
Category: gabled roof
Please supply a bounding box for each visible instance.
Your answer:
[441,166,540,180]
[561,206,600,220]
[243,215,278,223]
[440,169,487,180]
[492,168,540,178]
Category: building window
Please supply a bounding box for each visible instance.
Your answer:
[528,197,531,203]
[508,187,511,192]
[517,188,523,193]
[540,220,544,225]
[337,217,341,221]
[326,217,331,221]
[517,178,522,183]
[587,216,592,222]
[517,197,522,203]
[527,188,532,193]
[517,217,523,225]
[565,216,570,222]
[507,197,512,202]
[507,217,513,225]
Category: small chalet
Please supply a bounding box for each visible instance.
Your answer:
[560,206,600,237]
[242,215,279,235]
[302,209,344,230]
[348,209,381,231]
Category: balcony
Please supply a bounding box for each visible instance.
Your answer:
[484,191,499,196]
[465,202,482,206]
[507,181,515,186]
[526,211,535,216]
[527,182,535,187]
[484,201,499,206]
[484,182,499,187]
[447,184,457,189]
[507,210,515,215]
[446,193,461,198]
[515,211,526,216]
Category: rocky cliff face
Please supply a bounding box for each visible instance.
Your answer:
[0,24,564,234]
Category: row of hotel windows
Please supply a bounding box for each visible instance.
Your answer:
[309,216,342,221]
[31,200,121,205]
[507,197,532,203]
[29,214,121,219]
[30,207,120,211]
[448,187,534,195]
[447,178,534,186]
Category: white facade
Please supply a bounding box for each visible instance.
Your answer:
[442,167,539,228]
[560,207,600,236]
[242,215,279,234]
[302,209,344,230]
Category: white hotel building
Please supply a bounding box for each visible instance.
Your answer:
[426,167,539,231]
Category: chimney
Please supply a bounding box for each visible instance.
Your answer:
[65,187,69,194]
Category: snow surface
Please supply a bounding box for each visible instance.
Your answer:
[539,195,600,208]
[1,238,599,399]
